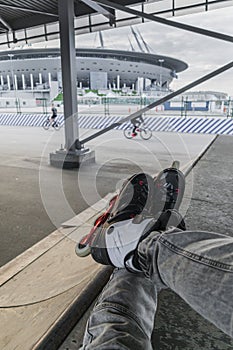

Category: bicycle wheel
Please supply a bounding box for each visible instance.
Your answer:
[123,128,133,139]
[42,120,50,130]
[53,121,61,130]
[140,128,152,140]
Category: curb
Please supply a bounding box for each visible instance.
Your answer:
[33,266,113,350]
[184,134,218,177]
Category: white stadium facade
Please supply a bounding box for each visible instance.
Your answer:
[0,47,188,92]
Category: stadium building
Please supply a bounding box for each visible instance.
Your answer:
[0,31,187,94]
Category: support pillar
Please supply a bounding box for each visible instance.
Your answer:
[50,0,94,168]
[48,72,52,88]
[117,75,120,90]
[30,74,34,90]
[22,74,26,90]
[14,75,18,90]
[58,0,78,153]
[39,73,43,85]
[7,75,10,90]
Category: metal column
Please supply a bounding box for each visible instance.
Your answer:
[58,0,78,152]
[50,0,95,168]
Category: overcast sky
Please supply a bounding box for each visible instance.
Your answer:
[37,5,233,96]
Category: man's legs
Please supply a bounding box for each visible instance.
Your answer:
[139,229,233,338]
[51,117,56,127]
[80,167,232,347]
[81,229,233,349]
[81,268,159,350]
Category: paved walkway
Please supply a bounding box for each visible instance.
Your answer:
[0,126,213,266]
[0,130,232,350]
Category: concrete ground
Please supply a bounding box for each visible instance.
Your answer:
[0,125,214,267]
[2,124,232,350]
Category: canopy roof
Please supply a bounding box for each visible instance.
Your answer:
[0,0,232,46]
[0,0,144,33]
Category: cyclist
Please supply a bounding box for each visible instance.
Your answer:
[50,104,58,127]
[131,114,144,137]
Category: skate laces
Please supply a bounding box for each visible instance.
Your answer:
[153,168,185,212]
[108,173,154,223]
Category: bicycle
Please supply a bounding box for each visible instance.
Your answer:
[123,123,152,140]
[42,117,61,130]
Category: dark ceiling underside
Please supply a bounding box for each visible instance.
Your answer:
[0,0,145,32]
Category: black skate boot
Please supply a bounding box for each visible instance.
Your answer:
[75,173,155,258]
[153,167,185,213]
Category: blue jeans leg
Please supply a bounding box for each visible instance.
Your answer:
[81,229,233,349]
[81,268,158,349]
[139,229,233,338]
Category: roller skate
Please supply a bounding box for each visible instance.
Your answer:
[75,161,185,261]
[75,161,185,257]
[75,172,155,257]
[153,160,185,213]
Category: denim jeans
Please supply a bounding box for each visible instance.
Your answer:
[81,229,233,349]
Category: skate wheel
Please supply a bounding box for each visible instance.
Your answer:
[75,240,91,257]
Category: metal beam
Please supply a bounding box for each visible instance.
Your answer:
[80,60,233,145]
[0,3,58,17]
[131,26,145,52]
[95,0,233,43]
[0,15,12,31]
[80,0,115,23]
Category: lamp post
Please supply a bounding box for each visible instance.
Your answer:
[8,54,20,113]
[158,58,164,90]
